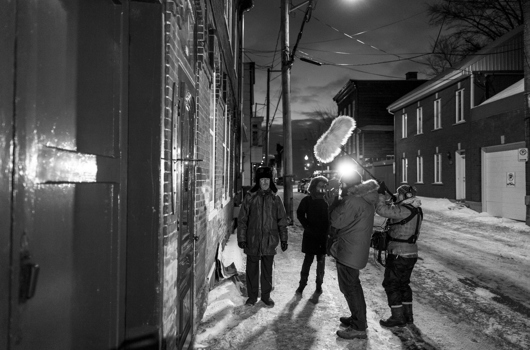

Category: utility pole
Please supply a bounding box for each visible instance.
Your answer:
[523,1,530,226]
[265,68,271,166]
[281,0,293,222]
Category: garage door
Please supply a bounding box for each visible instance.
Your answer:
[483,148,526,221]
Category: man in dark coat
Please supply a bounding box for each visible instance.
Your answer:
[295,176,329,295]
[324,170,379,340]
[237,167,289,307]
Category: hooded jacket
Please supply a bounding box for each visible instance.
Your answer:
[237,187,288,256]
[375,196,422,256]
[296,192,329,255]
[329,179,379,269]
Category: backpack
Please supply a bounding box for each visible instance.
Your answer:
[371,204,423,266]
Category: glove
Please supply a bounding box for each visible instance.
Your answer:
[281,241,288,252]
[238,241,247,249]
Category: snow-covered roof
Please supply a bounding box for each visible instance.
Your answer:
[478,78,524,106]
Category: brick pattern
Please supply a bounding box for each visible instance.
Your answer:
[160,0,241,346]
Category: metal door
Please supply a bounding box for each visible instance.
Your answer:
[4,1,127,349]
[174,77,196,350]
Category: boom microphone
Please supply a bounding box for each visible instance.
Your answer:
[313,116,356,163]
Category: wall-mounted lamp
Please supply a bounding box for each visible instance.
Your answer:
[447,151,453,165]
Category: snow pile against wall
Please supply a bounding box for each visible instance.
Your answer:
[420,196,529,233]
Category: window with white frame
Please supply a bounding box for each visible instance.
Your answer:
[401,113,407,138]
[416,107,423,134]
[416,156,423,183]
[224,109,231,199]
[401,157,408,183]
[209,79,216,212]
[434,98,441,129]
[455,89,465,123]
[434,153,442,183]
[224,0,233,42]
[221,104,228,201]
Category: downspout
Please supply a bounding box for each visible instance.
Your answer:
[470,73,475,108]
[237,0,254,200]
[524,1,530,226]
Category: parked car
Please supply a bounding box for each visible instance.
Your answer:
[297,178,310,193]
[276,176,284,186]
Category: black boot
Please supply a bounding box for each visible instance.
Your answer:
[403,303,414,324]
[315,283,323,294]
[295,283,305,295]
[380,306,406,328]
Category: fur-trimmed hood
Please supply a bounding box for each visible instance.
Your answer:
[346,179,380,204]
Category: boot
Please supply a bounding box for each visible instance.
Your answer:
[262,297,275,308]
[403,303,414,324]
[379,306,406,328]
[315,283,323,294]
[336,327,367,340]
[339,316,353,327]
[295,283,305,295]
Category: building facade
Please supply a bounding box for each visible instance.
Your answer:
[0,1,253,349]
[387,27,525,220]
[333,75,426,188]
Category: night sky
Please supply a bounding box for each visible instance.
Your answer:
[244,0,444,178]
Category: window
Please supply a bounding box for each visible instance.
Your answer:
[209,79,216,215]
[455,89,465,123]
[434,99,441,129]
[416,107,423,134]
[224,0,233,43]
[401,113,407,138]
[401,158,408,183]
[416,156,423,183]
[221,104,228,201]
[434,153,442,183]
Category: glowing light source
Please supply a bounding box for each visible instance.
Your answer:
[337,157,357,179]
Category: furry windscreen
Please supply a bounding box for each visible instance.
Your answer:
[313,116,356,163]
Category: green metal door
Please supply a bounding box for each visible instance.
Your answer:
[3,1,128,349]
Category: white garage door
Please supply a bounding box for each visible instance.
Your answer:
[483,149,526,221]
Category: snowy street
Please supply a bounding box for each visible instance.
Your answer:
[194,190,530,350]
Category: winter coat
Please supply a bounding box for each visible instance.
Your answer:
[329,180,379,270]
[237,188,288,256]
[296,194,329,255]
[375,196,423,256]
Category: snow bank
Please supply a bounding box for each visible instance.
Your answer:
[419,196,530,233]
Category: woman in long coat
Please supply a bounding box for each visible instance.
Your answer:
[295,176,329,294]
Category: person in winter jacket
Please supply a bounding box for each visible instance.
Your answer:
[324,170,380,340]
[237,166,289,308]
[375,184,423,328]
[295,176,329,295]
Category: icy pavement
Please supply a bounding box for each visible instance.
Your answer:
[194,193,530,350]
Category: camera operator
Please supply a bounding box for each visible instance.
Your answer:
[323,170,379,340]
[375,184,423,328]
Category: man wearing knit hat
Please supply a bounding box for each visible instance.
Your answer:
[237,166,288,307]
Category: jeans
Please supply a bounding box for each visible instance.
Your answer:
[382,254,417,306]
[337,261,367,331]
[246,255,274,300]
[299,254,325,285]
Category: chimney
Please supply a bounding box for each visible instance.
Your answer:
[405,72,417,80]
